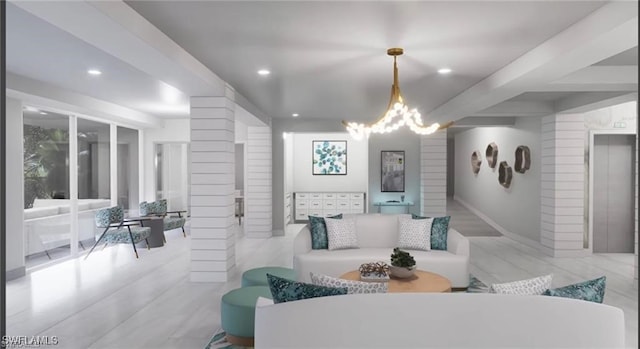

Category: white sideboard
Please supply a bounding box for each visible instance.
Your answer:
[294,192,366,221]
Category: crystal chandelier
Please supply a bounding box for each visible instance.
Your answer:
[343,48,453,140]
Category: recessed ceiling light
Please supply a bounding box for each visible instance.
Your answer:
[257,69,270,76]
[292,113,299,117]
[438,68,452,74]
[87,69,102,76]
[39,112,48,115]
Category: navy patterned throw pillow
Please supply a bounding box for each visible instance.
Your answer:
[411,214,450,250]
[308,214,343,249]
[266,273,348,304]
[542,276,606,303]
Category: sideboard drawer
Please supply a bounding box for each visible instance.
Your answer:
[336,193,350,199]
[350,193,363,200]
[309,211,323,217]
[324,210,338,217]
[296,193,309,199]
[310,193,323,199]
[309,200,322,209]
[337,200,350,209]
[295,210,308,220]
[350,201,363,209]
[322,193,336,199]
[323,201,336,209]
[295,200,308,209]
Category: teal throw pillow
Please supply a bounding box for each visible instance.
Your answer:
[266,273,348,304]
[542,276,606,303]
[411,214,450,250]
[308,214,343,249]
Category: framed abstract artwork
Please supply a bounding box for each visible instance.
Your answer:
[381,150,405,192]
[312,140,347,175]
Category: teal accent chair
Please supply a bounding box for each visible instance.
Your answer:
[85,206,151,259]
[139,199,187,238]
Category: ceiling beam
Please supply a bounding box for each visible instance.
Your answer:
[451,117,516,127]
[7,73,162,129]
[555,92,637,114]
[425,1,638,124]
[551,65,637,85]
[474,101,555,117]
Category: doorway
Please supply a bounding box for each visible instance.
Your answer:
[592,134,635,253]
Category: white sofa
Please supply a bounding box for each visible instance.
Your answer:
[24,199,111,256]
[293,213,470,288]
[255,293,625,348]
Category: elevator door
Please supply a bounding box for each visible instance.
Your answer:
[593,134,635,253]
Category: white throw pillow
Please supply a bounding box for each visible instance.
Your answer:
[325,218,358,250]
[310,272,388,294]
[488,274,553,295]
[397,217,433,251]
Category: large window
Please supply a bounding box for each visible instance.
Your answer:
[77,118,111,249]
[23,109,71,267]
[22,107,142,268]
[117,126,139,211]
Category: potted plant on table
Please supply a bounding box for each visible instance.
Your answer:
[389,247,416,278]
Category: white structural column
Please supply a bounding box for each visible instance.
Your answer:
[420,130,447,217]
[245,126,272,238]
[189,87,236,282]
[540,114,586,257]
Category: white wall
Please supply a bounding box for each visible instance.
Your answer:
[143,119,190,202]
[6,97,25,279]
[292,132,368,193]
[584,101,637,131]
[454,117,542,243]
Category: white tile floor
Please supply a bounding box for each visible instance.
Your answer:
[6,223,638,348]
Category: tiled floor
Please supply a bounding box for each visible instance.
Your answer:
[6,212,638,348]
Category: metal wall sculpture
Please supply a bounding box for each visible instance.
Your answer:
[471,151,482,174]
[514,145,531,174]
[498,161,513,188]
[485,142,498,168]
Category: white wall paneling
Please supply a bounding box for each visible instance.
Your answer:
[189,86,236,282]
[540,113,586,257]
[420,130,447,217]
[246,126,272,238]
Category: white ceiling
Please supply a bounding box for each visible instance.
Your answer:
[5,1,638,128]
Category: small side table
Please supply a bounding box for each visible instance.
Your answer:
[125,216,164,248]
[373,201,414,214]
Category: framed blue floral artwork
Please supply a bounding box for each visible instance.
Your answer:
[312,140,347,175]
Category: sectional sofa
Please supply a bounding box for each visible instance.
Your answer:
[293,213,470,288]
[255,293,625,348]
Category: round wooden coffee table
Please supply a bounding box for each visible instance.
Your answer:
[339,270,452,293]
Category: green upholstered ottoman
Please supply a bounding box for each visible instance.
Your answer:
[241,266,296,287]
[220,285,272,346]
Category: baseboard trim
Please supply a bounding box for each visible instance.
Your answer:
[453,196,544,252]
[7,266,26,281]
